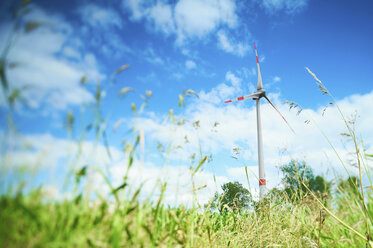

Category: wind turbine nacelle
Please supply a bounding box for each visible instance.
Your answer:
[252,89,266,100]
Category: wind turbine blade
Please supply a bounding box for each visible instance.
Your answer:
[254,43,263,90]
[224,92,260,103]
[263,95,295,134]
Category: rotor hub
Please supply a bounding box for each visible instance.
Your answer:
[252,89,266,100]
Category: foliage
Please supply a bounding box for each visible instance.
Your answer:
[337,176,360,196]
[1,182,373,247]
[280,160,331,201]
[211,181,251,213]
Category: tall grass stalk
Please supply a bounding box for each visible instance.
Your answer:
[305,67,372,244]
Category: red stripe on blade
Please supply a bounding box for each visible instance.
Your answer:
[224,100,232,103]
[237,96,244,101]
[254,43,256,49]
[256,56,259,63]
[259,179,266,186]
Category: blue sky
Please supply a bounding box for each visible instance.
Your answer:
[1,0,373,203]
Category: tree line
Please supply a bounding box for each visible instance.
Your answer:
[211,160,360,212]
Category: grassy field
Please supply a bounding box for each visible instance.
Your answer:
[1,178,373,247]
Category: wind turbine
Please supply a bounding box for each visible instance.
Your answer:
[224,43,294,200]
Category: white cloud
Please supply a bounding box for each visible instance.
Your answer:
[185,60,196,70]
[260,0,309,13]
[143,47,165,65]
[0,7,103,111]
[197,71,242,103]
[199,71,242,104]
[62,46,81,59]
[101,32,132,58]
[4,133,123,171]
[174,0,237,41]
[123,0,309,53]
[3,132,126,200]
[148,2,175,34]
[135,73,373,190]
[124,0,150,20]
[79,4,123,29]
[4,132,228,206]
[123,0,238,43]
[225,71,242,88]
[77,4,131,58]
[172,72,183,80]
[6,89,373,204]
[217,30,250,57]
[199,83,238,105]
[110,162,228,206]
[273,76,281,83]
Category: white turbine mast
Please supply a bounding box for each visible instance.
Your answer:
[224,43,294,200]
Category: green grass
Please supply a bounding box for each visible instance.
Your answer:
[1,185,373,247]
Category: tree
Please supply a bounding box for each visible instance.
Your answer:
[211,181,251,213]
[337,176,360,196]
[309,175,330,194]
[280,160,330,201]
